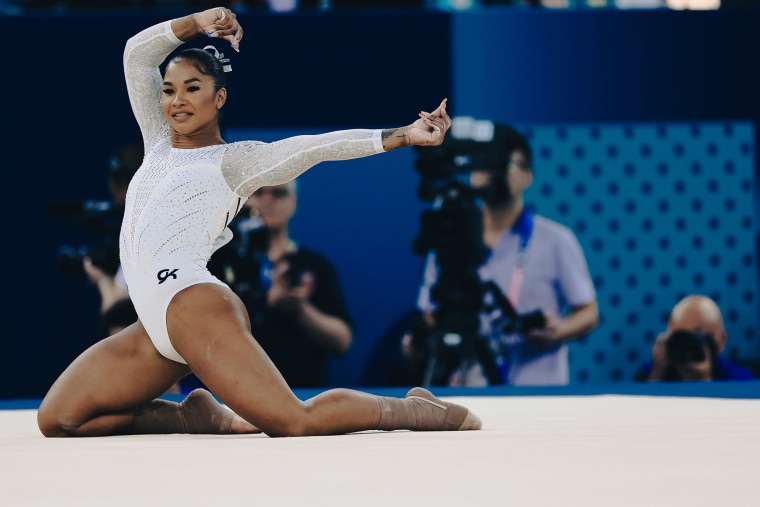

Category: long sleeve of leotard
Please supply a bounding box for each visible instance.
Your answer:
[123,21,182,149]
[123,20,387,197]
[222,130,385,197]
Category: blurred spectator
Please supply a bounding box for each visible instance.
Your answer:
[81,144,143,334]
[208,179,353,388]
[401,120,598,387]
[635,295,754,381]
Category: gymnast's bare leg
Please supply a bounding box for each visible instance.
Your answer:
[38,284,480,437]
[167,284,479,437]
[36,320,258,437]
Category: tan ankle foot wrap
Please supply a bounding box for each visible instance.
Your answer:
[131,399,183,434]
[377,388,481,431]
[132,389,235,435]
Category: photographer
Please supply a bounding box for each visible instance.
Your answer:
[635,295,753,382]
[49,143,143,337]
[208,179,354,388]
[404,119,598,386]
[84,144,143,332]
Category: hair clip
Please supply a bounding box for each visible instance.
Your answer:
[203,45,232,73]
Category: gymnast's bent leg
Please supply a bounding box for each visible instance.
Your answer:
[167,283,481,437]
[36,321,257,437]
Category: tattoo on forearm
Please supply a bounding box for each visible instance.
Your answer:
[382,128,407,140]
[382,128,408,150]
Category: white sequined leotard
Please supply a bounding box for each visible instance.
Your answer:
[121,21,384,363]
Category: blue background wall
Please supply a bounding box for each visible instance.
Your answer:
[1,7,758,397]
[522,121,757,382]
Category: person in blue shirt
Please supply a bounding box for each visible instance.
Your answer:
[635,295,754,381]
[406,120,599,386]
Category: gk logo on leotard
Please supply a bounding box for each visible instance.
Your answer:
[157,268,179,284]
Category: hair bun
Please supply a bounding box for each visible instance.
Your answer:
[203,45,232,73]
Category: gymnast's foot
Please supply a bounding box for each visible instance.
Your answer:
[377,387,482,431]
[405,387,482,431]
[180,389,259,434]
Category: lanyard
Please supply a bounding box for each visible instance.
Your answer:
[506,207,534,307]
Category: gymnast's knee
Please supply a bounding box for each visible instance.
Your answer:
[37,401,82,437]
[252,403,318,438]
[37,410,76,437]
[264,390,352,438]
[263,412,312,438]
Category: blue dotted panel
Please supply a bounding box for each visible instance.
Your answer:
[521,122,758,383]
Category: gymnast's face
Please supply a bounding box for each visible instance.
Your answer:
[161,59,226,136]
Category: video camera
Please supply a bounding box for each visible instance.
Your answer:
[663,329,719,380]
[46,199,123,276]
[46,143,143,277]
[411,117,545,386]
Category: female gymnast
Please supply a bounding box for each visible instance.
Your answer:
[37,7,481,437]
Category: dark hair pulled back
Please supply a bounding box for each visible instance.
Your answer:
[169,46,231,91]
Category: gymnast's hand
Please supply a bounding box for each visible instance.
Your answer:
[194,7,244,52]
[409,98,452,146]
[381,99,452,151]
